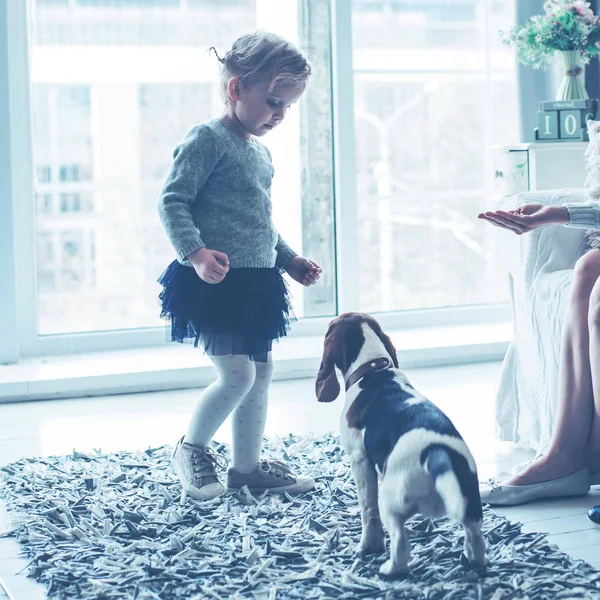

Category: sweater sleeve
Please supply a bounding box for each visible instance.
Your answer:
[275,233,298,268]
[564,201,600,229]
[158,125,221,261]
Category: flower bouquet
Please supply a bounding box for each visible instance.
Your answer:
[502,1,600,100]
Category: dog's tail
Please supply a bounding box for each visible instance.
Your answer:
[422,444,466,522]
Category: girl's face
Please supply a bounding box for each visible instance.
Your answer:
[228,79,306,137]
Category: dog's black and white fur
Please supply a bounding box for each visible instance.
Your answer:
[316,313,486,576]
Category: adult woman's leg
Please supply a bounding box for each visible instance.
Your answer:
[508,249,600,486]
[585,272,600,478]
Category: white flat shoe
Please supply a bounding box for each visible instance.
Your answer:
[479,467,591,506]
[507,456,600,486]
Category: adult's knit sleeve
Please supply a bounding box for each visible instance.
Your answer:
[564,201,600,229]
[158,125,220,261]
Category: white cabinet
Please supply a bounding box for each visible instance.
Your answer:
[493,142,588,199]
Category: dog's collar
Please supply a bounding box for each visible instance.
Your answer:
[345,356,393,391]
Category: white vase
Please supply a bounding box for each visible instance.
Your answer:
[556,50,589,100]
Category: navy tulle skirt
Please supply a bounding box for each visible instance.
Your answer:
[157,260,295,362]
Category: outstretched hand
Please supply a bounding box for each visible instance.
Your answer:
[285,256,322,286]
[477,203,569,235]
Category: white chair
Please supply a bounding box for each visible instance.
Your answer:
[494,188,590,453]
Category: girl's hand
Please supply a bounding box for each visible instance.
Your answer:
[284,256,322,286]
[187,247,229,284]
[477,203,569,235]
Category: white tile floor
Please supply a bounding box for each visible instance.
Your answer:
[0,361,598,599]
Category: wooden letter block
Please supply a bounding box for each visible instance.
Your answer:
[560,110,582,139]
[537,110,558,140]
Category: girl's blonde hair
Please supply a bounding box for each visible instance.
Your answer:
[210,31,311,100]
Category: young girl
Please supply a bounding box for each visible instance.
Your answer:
[157,31,322,502]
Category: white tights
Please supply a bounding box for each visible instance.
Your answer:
[184,353,273,474]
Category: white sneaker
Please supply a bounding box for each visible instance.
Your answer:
[227,459,315,495]
[172,437,227,501]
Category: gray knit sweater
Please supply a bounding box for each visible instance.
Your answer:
[158,119,297,269]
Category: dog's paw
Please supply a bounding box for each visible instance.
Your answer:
[356,530,385,557]
[379,559,409,578]
[356,524,386,557]
[356,540,385,556]
[461,551,488,570]
[463,538,488,570]
[355,544,384,559]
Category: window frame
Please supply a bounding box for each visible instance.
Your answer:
[1,0,511,361]
[0,2,19,364]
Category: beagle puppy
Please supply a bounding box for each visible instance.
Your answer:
[316,312,486,576]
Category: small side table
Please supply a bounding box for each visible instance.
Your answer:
[493,142,588,201]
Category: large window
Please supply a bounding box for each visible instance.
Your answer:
[29,0,336,335]
[352,0,517,312]
[2,0,518,358]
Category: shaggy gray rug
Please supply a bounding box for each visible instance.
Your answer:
[1,434,599,600]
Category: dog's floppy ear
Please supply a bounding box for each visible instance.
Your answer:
[316,336,341,403]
